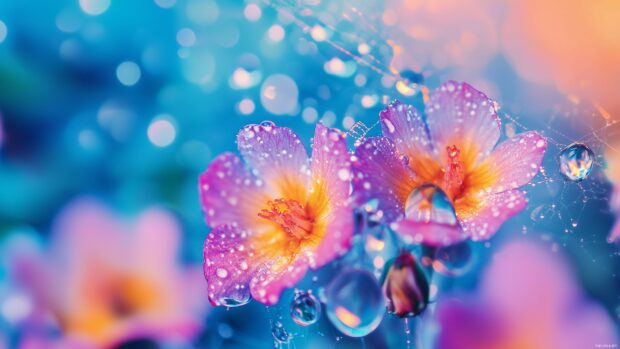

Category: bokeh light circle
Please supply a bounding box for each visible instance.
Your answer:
[116,61,141,86]
[260,74,298,115]
[79,0,111,16]
[0,21,7,43]
[147,115,177,147]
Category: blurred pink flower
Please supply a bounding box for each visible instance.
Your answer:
[12,197,207,348]
[353,81,547,246]
[199,123,354,306]
[434,240,617,349]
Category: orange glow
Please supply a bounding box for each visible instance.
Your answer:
[335,306,361,327]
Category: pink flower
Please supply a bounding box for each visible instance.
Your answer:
[433,240,618,349]
[12,197,207,348]
[353,81,547,246]
[199,122,354,306]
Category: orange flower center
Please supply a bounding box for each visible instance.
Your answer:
[258,198,315,240]
[442,145,466,200]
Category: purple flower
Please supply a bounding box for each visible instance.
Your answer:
[353,81,547,246]
[199,123,354,305]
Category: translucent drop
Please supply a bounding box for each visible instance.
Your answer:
[559,143,594,182]
[216,285,251,307]
[326,268,385,337]
[405,183,458,225]
[271,321,291,343]
[382,251,429,317]
[290,290,321,326]
[260,120,276,128]
[432,242,473,276]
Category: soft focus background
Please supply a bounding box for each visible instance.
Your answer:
[0,0,619,348]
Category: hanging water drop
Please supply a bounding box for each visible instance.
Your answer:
[393,183,465,246]
[382,251,429,317]
[559,142,594,182]
[325,268,385,337]
[271,321,291,343]
[432,242,473,276]
[290,290,321,326]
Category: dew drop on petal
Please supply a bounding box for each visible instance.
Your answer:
[290,290,321,326]
[271,321,291,343]
[382,251,429,317]
[432,242,473,276]
[326,268,385,337]
[559,142,594,182]
[405,183,457,225]
[216,267,228,278]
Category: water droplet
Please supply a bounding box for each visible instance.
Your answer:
[394,183,465,246]
[382,251,429,317]
[290,290,321,326]
[271,321,291,343]
[405,183,457,225]
[216,285,251,307]
[559,143,594,182]
[432,242,473,276]
[216,268,228,278]
[326,268,385,337]
[260,120,276,128]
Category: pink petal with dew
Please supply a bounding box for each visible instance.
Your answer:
[311,204,354,268]
[379,101,436,169]
[310,123,351,203]
[426,81,501,167]
[352,137,417,222]
[309,123,354,267]
[460,190,526,241]
[237,123,310,200]
[199,152,269,230]
[249,256,310,305]
[203,225,256,307]
[477,131,547,194]
[391,220,467,247]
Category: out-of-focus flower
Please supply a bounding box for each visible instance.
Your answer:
[353,81,547,245]
[502,0,620,114]
[199,122,353,306]
[385,0,620,113]
[11,198,206,348]
[433,240,618,349]
[605,141,620,243]
[385,0,500,73]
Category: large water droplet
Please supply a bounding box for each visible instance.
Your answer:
[559,142,594,182]
[432,242,473,276]
[326,268,385,337]
[382,251,429,317]
[271,321,291,343]
[216,284,251,307]
[290,290,321,326]
[394,183,465,246]
[404,183,457,225]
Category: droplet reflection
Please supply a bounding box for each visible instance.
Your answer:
[326,268,385,337]
[290,290,321,326]
[559,142,594,182]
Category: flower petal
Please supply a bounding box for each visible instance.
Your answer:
[308,123,354,267]
[237,123,310,201]
[203,225,255,307]
[352,137,417,223]
[199,153,269,230]
[310,204,354,268]
[391,220,468,247]
[460,190,527,241]
[426,81,501,168]
[471,131,547,195]
[250,256,309,305]
[310,123,351,203]
[379,101,439,180]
